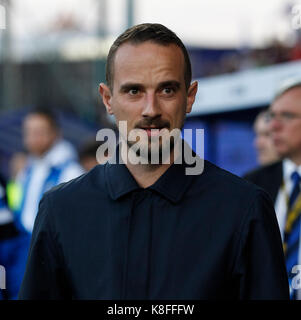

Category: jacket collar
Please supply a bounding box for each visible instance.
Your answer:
[105,143,197,204]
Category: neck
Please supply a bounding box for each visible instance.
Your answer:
[126,161,172,188]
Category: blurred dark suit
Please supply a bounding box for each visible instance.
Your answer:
[243,161,283,204]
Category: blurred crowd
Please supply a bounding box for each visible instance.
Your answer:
[199,36,301,77]
[0,107,104,299]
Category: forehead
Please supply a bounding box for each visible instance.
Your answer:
[24,114,52,129]
[113,41,185,85]
[271,86,301,112]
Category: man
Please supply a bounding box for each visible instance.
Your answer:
[10,108,84,299]
[244,78,301,299]
[15,108,84,233]
[253,110,279,165]
[19,23,288,300]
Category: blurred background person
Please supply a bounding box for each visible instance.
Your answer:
[14,107,84,234]
[4,108,85,297]
[253,110,279,165]
[78,139,109,171]
[9,152,27,182]
[244,78,301,299]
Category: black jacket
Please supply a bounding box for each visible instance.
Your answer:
[19,160,289,300]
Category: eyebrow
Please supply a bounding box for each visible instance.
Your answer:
[119,80,181,93]
[119,83,143,93]
[157,81,181,90]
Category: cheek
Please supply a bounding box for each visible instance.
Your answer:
[114,97,143,120]
[294,133,301,145]
[287,125,301,140]
[112,98,131,116]
[113,107,138,130]
[164,99,185,119]
[25,131,39,144]
[172,106,186,126]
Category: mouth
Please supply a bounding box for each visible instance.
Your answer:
[139,126,167,137]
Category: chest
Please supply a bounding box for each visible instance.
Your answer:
[61,191,238,299]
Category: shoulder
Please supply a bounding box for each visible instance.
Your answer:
[42,164,107,209]
[196,160,262,193]
[31,164,108,237]
[191,160,273,211]
[185,161,278,246]
[205,161,278,226]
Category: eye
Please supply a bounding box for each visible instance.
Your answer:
[128,88,140,95]
[283,113,295,120]
[162,87,175,95]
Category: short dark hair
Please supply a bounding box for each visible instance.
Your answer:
[79,140,107,161]
[106,23,192,92]
[27,107,59,131]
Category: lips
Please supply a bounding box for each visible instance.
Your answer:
[140,127,165,137]
[135,119,170,138]
[140,126,163,129]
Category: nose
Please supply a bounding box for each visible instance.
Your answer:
[141,92,162,119]
[269,116,282,132]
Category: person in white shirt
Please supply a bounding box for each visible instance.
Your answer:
[14,108,84,233]
[244,78,301,299]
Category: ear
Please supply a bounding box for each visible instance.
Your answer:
[99,83,114,115]
[186,81,198,114]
